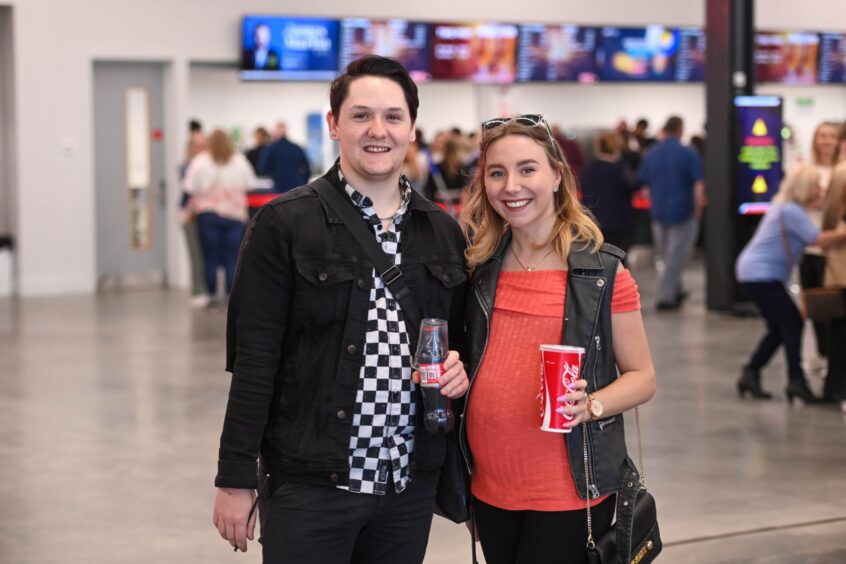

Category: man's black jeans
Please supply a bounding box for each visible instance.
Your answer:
[260,473,438,564]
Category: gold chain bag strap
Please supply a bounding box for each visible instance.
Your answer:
[584,407,662,564]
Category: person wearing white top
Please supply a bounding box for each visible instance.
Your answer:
[183,129,256,304]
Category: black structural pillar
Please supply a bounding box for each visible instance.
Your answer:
[704,0,755,311]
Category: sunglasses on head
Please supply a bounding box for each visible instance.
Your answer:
[481,114,561,157]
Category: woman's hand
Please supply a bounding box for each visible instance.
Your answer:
[557,378,590,429]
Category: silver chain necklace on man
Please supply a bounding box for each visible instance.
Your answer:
[510,245,556,271]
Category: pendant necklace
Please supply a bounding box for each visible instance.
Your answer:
[510,245,556,272]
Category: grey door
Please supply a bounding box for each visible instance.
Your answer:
[93,62,167,287]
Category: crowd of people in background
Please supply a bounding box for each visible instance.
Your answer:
[179,110,846,412]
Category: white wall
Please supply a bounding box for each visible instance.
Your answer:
[5,0,846,296]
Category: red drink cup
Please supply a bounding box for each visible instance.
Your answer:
[539,344,586,433]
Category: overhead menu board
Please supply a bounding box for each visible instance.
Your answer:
[675,27,706,82]
[339,19,431,82]
[596,26,679,81]
[754,31,819,84]
[430,23,519,83]
[516,24,599,82]
[818,32,846,84]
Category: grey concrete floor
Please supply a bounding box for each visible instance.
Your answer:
[1,255,845,563]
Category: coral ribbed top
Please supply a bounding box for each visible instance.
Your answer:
[467,269,640,511]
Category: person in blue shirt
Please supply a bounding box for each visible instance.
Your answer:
[257,122,311,194]
[735,165,846,403]
[637,116,706,310]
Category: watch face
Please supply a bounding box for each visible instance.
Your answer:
[590,399,603,418]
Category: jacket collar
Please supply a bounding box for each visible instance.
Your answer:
[318,159,440,224]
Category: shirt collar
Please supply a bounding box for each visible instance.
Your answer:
[338,167,412,225]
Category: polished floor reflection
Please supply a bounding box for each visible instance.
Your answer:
[0,256,844,563]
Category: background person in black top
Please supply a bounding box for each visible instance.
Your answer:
[580,131,638,256]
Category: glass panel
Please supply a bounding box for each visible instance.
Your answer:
[125,87,152,250]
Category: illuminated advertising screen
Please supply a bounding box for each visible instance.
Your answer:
[675,27,706,81]
[430,23,518,83]
[818,32,846,84]
[754,31,819,84]
[516,24,598,82]
[735,96,783,215]
[596,26,679,81]
[240,16,340,81]
[339,19,431,82]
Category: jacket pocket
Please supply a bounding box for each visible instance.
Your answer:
[418,260,467,319]
[295,260,355,327]
[425,261,467,289]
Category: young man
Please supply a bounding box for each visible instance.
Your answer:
[212,56,469,563]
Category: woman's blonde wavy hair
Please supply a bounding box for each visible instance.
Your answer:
[773,164,820,206]
[461,120,603,269]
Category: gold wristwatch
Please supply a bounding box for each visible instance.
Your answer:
[587,393,604,421]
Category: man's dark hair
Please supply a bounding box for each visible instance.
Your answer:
[189,119,202,133]
[329,55,419,122]
[663,115,684,135]
[636,118,649,129]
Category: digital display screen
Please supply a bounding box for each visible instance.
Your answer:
[754,31,819,85]
[516,24,598,82]
[430,23,519,83]
[596,26,679,81]
[735,96,783,215]
[339,19,431,82]
[675,27,706,81]
[240,16,340,81]
[818,32,846,84]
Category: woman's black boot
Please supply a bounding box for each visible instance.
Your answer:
[737,367,772,399]
[785,380,819,405]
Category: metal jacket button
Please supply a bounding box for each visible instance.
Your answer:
[596,279,605,287]
[356,279,366,289]
[329,473,339,483]
[337,410,347,420]
[318,272,328,282]
[347,345,357,354]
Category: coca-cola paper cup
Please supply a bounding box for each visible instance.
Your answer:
[539,344,585,433]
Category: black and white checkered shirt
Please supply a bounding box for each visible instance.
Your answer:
[341,173,416,495]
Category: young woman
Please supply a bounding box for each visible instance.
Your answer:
[801,121,842,357]
[579,131,637,255]
[458,115,656,564]
[735,164,846,402]
[183,129,255,305]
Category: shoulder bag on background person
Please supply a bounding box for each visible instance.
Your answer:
[309,177,471,525]
[585,407,662,564]
[779,211,846,321]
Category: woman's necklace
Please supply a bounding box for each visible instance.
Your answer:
[510,245,556,272]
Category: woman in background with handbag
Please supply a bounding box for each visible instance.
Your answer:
[820,162,846,410]
[459,115,657,564]
[735,164,846,403]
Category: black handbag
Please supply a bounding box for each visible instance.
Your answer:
[433,423,471,523]
[778,211,846,322]
[310,177,471,526]
[584,408,662,564]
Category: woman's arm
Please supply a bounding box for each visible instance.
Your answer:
[559,309,656,426]
[816,226,846,250]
